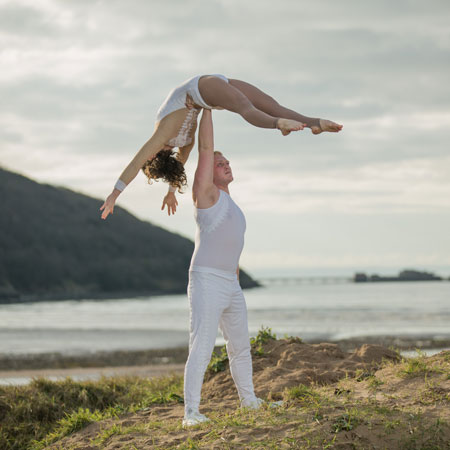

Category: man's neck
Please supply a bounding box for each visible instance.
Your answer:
[214,182,230,195]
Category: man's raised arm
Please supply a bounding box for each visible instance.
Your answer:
[192,109,218,209]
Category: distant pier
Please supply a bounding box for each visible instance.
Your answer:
[258,276,352,285]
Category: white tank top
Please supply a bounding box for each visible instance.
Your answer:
[190,190,246,278]
[156,74,229,149]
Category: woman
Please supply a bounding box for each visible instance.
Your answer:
[100,74,342,219]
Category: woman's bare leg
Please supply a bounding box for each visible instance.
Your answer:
[198,76,305,135]
[228,79,343,134]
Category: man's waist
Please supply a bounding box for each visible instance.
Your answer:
[189,265,237,280]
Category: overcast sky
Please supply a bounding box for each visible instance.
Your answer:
[1,0,450,277]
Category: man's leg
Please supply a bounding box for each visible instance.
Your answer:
[184,272,225,415]
[219,279,259,406]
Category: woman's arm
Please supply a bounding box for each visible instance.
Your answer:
[120,109,189,186]
[100,109,188,220]
[161,119,198,215]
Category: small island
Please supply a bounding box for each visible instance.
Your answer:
[354,269,443,283]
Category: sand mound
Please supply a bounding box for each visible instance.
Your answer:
[202,339,400,401]
[44,345,449,450]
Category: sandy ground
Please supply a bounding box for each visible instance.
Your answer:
[44,341,450,449]
[0,363,185,385]
[1,338,447,385]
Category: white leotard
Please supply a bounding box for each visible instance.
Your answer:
[190,189,246,277]
[156,74,229,148]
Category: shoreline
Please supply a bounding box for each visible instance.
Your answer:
[0,363,186,385]
[1,334,449,373]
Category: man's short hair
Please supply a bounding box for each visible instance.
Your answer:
[214,151,223,156]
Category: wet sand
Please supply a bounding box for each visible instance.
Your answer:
[0,363,185,385]
[1,335,448,385]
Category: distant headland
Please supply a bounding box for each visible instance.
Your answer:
[0,168,259,303]
[354,269,445,283]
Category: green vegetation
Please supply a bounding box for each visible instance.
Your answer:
[0,374,183,450]
[250,326,277,356]
[207,345,229,373]
[283,384,321,404]
[367,375,385,390]
[398,352,445,378]
[0,167,258,302]
[208,326,278,374]
[2,346,449,449]
[250,326,277,346]
[331,412,359,432]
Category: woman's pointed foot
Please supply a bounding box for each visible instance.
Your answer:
[277,118,306,136]
[311,119,343,135]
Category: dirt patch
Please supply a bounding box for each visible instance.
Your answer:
[45,343,449,450]
[202,339,400,402]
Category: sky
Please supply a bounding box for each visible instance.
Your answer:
[1,0,450,277]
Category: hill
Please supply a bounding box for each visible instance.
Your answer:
[0,168,259,303]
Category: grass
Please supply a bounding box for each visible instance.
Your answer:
[2,344,449,450]
[283,384,321,404]
[12,371,449,450]
[367,375,385,390]
[208,326,279,373]
[0,373,183,450]
[250,326,277,356]
[397,352,445,378]
[207,345,229,373]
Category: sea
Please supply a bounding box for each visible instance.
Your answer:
[1,280,449,357]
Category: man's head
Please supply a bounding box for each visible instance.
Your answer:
[213,151,233,187]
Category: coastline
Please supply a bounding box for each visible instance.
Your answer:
[1,334,448,378]
[4,334,449,448]
[0,281,261,305]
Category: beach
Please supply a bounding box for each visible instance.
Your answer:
[1,334,449,387]
[1,280,449,447]
[3,336,447,450]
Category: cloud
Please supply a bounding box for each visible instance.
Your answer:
[1,0,450,270]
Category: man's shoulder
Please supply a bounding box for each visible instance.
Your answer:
[192,184,220,209]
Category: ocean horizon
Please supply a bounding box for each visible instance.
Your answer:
[1,280,449,357]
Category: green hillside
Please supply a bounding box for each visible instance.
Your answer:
[0,168,259,303]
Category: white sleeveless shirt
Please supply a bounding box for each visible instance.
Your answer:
[156,74,229,149]
[190,190,246,279]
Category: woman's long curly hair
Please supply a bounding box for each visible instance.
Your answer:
[141,149,187,192]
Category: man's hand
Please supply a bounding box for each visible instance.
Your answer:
[185,94,195,110]
[161,192,178,216]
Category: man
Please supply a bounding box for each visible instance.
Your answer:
[182,109,262,427]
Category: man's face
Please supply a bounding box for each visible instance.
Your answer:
[213,154,233,185]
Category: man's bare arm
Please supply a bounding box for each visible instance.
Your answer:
[192,109,218,208]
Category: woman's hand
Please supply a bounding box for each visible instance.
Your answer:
[100,191,119,220]
[161,192,178,216]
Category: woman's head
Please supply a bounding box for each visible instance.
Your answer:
[142,149,187,192]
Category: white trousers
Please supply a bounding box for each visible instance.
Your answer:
[183,270,257,411]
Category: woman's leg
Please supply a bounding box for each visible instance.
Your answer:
[198,76,304,135]
[229,79,342,134]
[229,79,320,128]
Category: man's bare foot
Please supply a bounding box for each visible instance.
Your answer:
[311,119,343,135]
[277,118,306,136]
